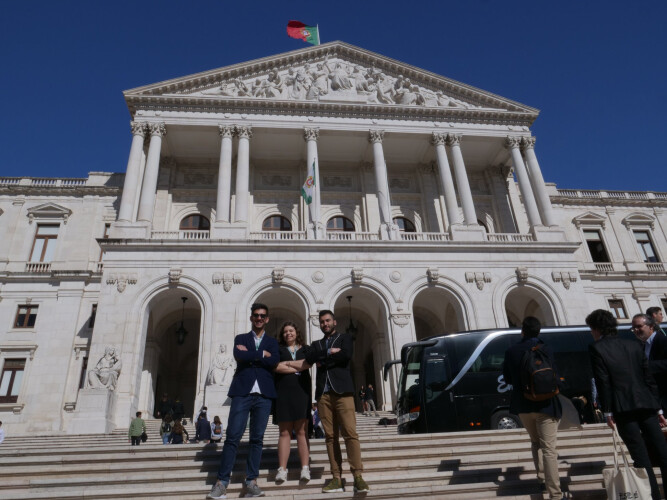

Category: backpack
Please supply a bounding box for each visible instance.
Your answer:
[214,424,222,434]
[520,343,560,401]
[163,422,172,433]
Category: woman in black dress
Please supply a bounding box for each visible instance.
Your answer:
[273,321,311,483]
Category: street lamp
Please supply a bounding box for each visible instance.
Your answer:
[346,295,358,339]
[176,297,188,345]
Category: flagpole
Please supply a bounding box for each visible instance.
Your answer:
[317,24,320,45]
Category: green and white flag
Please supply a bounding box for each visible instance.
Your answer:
[301,158,316,205]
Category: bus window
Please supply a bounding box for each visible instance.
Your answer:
[398,346,423,410]
[424,358,448,403]
[469,336,514,373]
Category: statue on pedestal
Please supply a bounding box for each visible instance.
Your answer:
[206,344,234,386]
[87,346,122,390]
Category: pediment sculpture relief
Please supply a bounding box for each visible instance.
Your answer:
[87,346,122,390]
[195,56,481,109]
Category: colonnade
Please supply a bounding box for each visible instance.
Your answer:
[116,121,557,234]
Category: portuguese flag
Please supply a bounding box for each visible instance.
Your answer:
[287,20,320,45]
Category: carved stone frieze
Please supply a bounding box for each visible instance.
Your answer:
[107,273,137,293]
[552,271,578,290]
[168,268,182,284]
[310,314,320,327]
[391,314,411,328]
[260,175,292,187]
[212,272,242,292]
[323,176,353,189]
[515,267,528,284]
[272,267,285,283]
[465,272,492,290]
[427,267,439,283]
[351,267,364,283]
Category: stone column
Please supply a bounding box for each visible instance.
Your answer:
[369,130,396,239]
[304,127,323,239]
[136,123,166,224]
[234,126,252,223]
[521,137,557,227]
[215,125,234,223]
[446,134,477,225]
[432,132,460,228]
[505,136,541,228]
[117,122,147,222]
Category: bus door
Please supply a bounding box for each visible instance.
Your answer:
[449,334,518,429]
[422,353,457,432]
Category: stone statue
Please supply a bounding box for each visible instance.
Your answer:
[87,346,122,390]
[206,344,233,386]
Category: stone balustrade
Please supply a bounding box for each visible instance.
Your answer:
[556,188,667,201]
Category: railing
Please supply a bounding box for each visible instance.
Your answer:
[595,263,614,272]
[96,262,104,273]
[249,231,307,240]
[326,232,379,241]
[486,233,535,242]
[0,177,88,187]
[647,262,665,273]
[399,232,451,241]
[151,230,210,240]
[556,189,663,201]
[25,262,51,273]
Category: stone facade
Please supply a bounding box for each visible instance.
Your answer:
[1,42,666,435]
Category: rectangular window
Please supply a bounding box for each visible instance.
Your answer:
[14,305,38,328]
[634,230,659,263]
[78,356,88,389]
[584,230,610,263]
[99,224,110,262]
[29,224,59,262]
[0,359,26,403]
[608,299,628,320]
[88,304,97,329]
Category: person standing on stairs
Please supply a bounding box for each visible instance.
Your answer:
[128,411,146,446]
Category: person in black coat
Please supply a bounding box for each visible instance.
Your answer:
[634,313,667,410]
[503,316,564,500]
[587,309,667,500]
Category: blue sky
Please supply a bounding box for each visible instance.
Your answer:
[1,1,665,192]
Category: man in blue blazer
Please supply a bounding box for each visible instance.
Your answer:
[208,303,279,499]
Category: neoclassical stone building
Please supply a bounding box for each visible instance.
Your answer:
[1,42,665,435]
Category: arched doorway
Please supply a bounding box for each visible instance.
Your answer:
[504,286,557,327]
[412,287,465,340]
[138,288,202,419]
[332,289,391,411]
[252,287,308,342]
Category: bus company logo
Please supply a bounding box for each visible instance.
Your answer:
[497,374,512,393]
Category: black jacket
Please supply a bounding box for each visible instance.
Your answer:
[502,336,562,418]
[305,332,355,400]
[648,332,667,410]
[589,335,660,414]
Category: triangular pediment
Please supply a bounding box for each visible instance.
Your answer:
[572,211,607,229]
[124,42,538,123]
[26,203,72,224]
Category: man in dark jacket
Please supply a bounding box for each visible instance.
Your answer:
[289,310,369,494]
[503,316,564,500]
[588,309,667,500]
[207,303,279,499]
[633,313,667,410]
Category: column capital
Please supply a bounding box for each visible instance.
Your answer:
[445,134,461,147]
[148,122,166,137]
[130,121,147,137]
[521,136,536,150]
[504,135,522,149]
[218,125,234,138]
[369,129,385,144]
[431,132,447,146]
[236,125,253,140]
[303,127,320,142]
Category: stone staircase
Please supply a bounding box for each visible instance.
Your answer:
[0,412,637,499]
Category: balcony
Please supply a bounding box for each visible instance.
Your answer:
[594,263,614,273]
[151,230,210,240]
[486,233,534,243]
[399,232,451,242]
[326,232,379,241]
[25,262,51,273]
[556,188,667,202]
[646,262,665,273]
[249,231,306,240]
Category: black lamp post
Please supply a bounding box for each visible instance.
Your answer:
[176,297,188,345]
[346,295,357,339]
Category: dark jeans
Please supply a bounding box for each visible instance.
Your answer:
[216,394,273,484]
[615,409,667,500]
[130,436,141,445]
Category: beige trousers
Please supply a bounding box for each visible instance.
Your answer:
[318,392,363,478]
[519,412,562,500]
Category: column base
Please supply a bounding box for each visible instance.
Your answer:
[531,225,567,242]
[109,221,151,239]
[204,385,233,428]
[69,388,117,434]
[449,224,486,241]
[210,223,247,239]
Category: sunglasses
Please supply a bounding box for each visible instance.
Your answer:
[252,313,268,319]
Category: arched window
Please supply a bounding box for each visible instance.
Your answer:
[393,217,416,233]
[327,216,355,232]
[179,214,210,230]
[262,215,292,231]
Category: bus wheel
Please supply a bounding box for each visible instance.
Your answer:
[491,410,521,430]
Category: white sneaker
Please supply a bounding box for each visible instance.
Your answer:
[275,467,288,483]
[300,466,310,482]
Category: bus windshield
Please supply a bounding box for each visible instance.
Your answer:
[398,345,423,410]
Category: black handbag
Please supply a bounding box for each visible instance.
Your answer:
[140,431,148,442]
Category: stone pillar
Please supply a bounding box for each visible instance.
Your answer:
[215,125,234,223]
[304,127,323,239]
[117,122,147,223]
[369,130,397,239]
[521,137,557,227]
[505,136,541,228]
[432,132,460,228]
[446,134,477,225]
[136,123,166,224]
[234,126,252,223]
